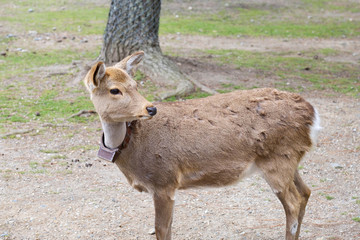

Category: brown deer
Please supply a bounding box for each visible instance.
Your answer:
[84,51,321,240]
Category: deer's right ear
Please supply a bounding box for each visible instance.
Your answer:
[84,62,106,92]
[114,51,144,76]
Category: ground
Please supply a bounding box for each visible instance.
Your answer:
[0,0,360,239]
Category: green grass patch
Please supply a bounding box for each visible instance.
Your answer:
[0,49,98,79]
[160,10,360,38]
[319,192,335,200]
[353,217,360,222]
[0,89,95,124]
[0,48,98,124]
[183,91,212,100]
[51,154,67,160]
[40,149,60,154]
[0,5,108,35]
[325,195,334,200]
[29,161,39,169]
[204,49,360,97]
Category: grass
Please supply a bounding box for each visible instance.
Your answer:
[0,3,108,35]
[319,192,335,200]
[0,89,95,124]
[40,149,60,154]
[204,49,360,97]
[29,162,39,169]
[1,1,358,39]
[161,15,359,38]
[160,2,360,38]
[0,47,98,124]
[0,49,98,79]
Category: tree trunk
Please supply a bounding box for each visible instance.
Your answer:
[99,0,195,99]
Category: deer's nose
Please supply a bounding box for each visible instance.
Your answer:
[146,107,157,116]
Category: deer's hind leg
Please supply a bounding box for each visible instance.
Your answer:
[293,170,311,239]
[256,156,303,240]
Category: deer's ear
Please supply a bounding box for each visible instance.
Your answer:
[114,51,144,76]
[84,62,106,92]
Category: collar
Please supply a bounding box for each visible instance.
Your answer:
[97,121,136,163]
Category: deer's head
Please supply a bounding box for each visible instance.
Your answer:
[84,51,156,123]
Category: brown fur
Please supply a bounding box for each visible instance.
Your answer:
[84,52,317,240]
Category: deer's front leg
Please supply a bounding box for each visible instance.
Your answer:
[153,190,175,240]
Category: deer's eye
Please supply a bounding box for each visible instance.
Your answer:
[110,88,122,95]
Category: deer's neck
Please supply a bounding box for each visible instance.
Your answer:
[101,121,127,149]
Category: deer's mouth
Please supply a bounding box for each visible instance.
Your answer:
[138,115,153,120]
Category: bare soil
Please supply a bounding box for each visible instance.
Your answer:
[1,33,360,240]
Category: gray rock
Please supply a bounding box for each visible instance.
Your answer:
[331,163,343,169]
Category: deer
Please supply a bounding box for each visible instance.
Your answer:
[83,51,321,240]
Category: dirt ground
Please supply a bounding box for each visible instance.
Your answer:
[1,32,360,239]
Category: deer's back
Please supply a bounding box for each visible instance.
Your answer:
[118,88,315,190]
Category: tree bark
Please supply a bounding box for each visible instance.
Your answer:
[99,0,195,99]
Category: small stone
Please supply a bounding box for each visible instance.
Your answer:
[62,36,67,39]
[35,112,40,116]
[34,37,42,41]
[72,60,81,66]
[28,8,34,13]
[71,36,76,40]
[52,27,57,31]
[6,34,16,38]
[56,39,62,43]
[28,30,37,36]
[85,163,92,167]
[331,163,343,169]
[81,39,88,43]
[0,52,6,57]
[148,228,156,235]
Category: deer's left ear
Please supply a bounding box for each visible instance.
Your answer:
[84,62,106,92]
[114,51,144,76]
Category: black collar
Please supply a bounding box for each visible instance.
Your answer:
[97,121,136,163]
